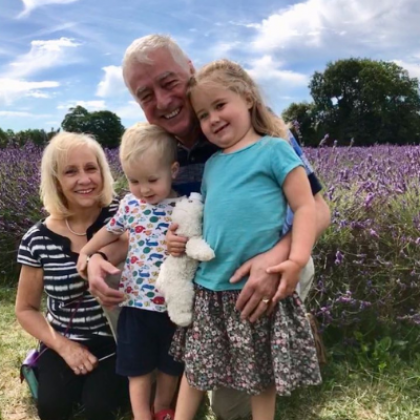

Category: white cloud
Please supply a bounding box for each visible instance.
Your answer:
[57,100,107,111]
[247,56,308,86]
[0,110,51,118]
[113,101,145,121]
[0,79,59,105]
[18,0,79,18]
[29,91,52,98]
[251,0,420,61]
[228,20,261,29]
[7,37,81,79]
[209,41,241,59]
[393,59,420,79]
[96,66,126,97]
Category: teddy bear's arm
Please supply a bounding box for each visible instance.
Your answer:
[185,237,215,262]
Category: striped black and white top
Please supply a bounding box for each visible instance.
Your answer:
[17,199,119,341]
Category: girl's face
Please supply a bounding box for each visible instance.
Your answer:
[57,145,103,213]
[123,152,179,205]
[191,84,256,153]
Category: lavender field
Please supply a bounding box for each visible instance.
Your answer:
[1,143,420,335]
[1,143,420,419]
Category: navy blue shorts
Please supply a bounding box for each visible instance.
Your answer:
[116,307,184,377]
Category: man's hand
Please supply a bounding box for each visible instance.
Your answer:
[87,254,125,308]
[230,235,293,322]
[266,259,302,305]
[230,252,280,323]
[166,223,187,257]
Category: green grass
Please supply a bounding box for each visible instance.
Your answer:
[1,286,420,420]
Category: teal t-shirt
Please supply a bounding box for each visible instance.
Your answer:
[195,136,303,291]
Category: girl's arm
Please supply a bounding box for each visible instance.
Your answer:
[282,166,317,268]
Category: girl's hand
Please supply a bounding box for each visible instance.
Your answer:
[166,223,188,257]
[58,339,98,375]
[266,259,302,306]
[77,252,89,279]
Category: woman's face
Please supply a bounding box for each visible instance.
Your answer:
[57,145,103,213]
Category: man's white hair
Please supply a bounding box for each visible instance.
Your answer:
[122,34,190,94]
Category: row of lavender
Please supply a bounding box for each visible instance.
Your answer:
[1,143,419,337]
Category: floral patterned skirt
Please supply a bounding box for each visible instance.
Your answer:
[170,286,322,396]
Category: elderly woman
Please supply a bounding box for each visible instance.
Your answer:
[15,132,128,420]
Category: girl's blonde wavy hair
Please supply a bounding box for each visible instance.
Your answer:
[188,59,289,140]
[40,132,114,218]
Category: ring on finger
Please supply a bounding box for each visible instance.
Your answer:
[261,297,271,304]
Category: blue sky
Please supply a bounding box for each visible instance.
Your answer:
[1,0,420,131]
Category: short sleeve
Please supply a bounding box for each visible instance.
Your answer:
[17,226,42,268]
[269,139,304,187]
[106,196,128,234]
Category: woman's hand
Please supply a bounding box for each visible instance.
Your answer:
[57,339,98,375]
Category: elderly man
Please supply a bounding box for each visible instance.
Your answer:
[87,34,330,420]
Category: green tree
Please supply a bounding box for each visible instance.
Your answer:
[0,127,8,147]
[282,102,318,146]
[61,106,124,148]
[309,58,420,145]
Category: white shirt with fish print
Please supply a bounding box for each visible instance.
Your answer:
[106,194,183,312]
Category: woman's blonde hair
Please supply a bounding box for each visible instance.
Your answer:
[40,132,114,218]
[188,59,289,140]
[120,122,178,169]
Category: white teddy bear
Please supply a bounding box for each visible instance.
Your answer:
[156,193,215,327]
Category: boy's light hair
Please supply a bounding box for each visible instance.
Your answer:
[188,59,289,140]
[122,34,190,95]
[120,122,178,169]
[40,132,114,219]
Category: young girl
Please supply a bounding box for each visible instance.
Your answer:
[77,123,183,420]
[171,59,322,420]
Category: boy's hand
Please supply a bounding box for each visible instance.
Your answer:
[166,223,187,257]
[87,254,124,308]
[77,252,89,279]
[266,259,302,307]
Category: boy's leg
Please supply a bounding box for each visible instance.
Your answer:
[210,388,251,420]
[129,374,154,420]
[174,374,204,420]
[251,385,276,420]
[116,308,158,419]
[154,371,180,413]
[154,311,184,414]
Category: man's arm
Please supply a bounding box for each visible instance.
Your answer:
[314,193,331,239]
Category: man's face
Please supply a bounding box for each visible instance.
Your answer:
[125,48,195,139]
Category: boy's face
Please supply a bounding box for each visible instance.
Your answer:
[125,48,195,140]
[123,152,179,205]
